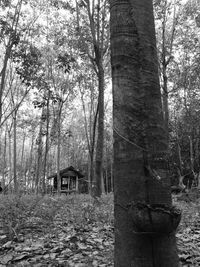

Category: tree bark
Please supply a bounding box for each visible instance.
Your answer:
[28,131,34,190]
[35,109,44,193]
[20,132,26,187]
[79,81,98,194]
[177,139,183,175]
[0,0,22,124]
[94,64,105,197]
[8,126,12,192]
[0,46,12,123]
[110,0,180,266]
[13,110,18,193]
[189,135,195,186]
[2,131,7,192]
[160,0,177,144]
[161,0,169,138]
[76,0,107,197]
[56,105,62,194]
[162,68,169,137]
[42,93,50,194]
[110,154,113,192]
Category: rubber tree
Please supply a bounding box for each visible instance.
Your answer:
[156,0,179,142]
[78,76,98,194]
[110,0,180,266]
[75,0,109,197]
[0,0,22,124]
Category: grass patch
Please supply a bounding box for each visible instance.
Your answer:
[0,193,114,241]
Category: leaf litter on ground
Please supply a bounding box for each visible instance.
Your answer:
[0,192,200,266]
[0,194,114,266]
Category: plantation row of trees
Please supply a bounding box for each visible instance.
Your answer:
[0,0,199,196]
[0,0,112,195]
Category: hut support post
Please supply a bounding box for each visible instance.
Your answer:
[68,178,70,191]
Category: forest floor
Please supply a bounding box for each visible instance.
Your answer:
[0,192,200,267]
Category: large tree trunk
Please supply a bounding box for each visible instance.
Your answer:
[110,0,180,266]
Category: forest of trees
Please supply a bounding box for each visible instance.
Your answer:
[0,0,200,266]
[0,0,200,198]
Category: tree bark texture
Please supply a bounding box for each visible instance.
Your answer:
[162,69,169,138]
[20,132,26,185]
[94,64,105,197]
[13,110,18,193]
[2,131,7,192]
[42,94,50,194]
[35,109,44,193]
[161,0,169,139]
[8,128,12,190]
[161,0,177,142]
[0,46,12,123]
[0,0,22,124]
[56,107,62,194]
[110,0,179,266]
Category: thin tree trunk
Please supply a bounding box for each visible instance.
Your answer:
[161,0,169,138]
[161,0,177,145]
[195,128,199,169]
[42,93,50,194]
[177,139,183,175]
[94,65,104,197]
[105,168,108,194]
[35,109,44,193]
[0,0,22,124]
[189,136,194,173]
[56,107,62,194]
[101,170,105,194]
[20,132,26,188]
[13,110,18,192]
[89,154,95,195]
[76,0,107,197]
[0,46,12,123]
[8,128,12,192]
[79,80,98,195]
[2,131,7,192]
[110,154,113,192]
[110,0,180,266]
[189,135,195,186]
[195,128,200,186]
[162,69,169,138]
[90,102,98,192]
[27,131,34,191]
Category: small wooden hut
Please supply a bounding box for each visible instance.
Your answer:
[47,166,84,194]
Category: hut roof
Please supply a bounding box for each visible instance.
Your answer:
[47,166,84,179]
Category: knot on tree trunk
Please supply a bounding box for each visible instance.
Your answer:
[129,202,181,235]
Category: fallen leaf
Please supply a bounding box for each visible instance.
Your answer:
[0,253,13,264]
